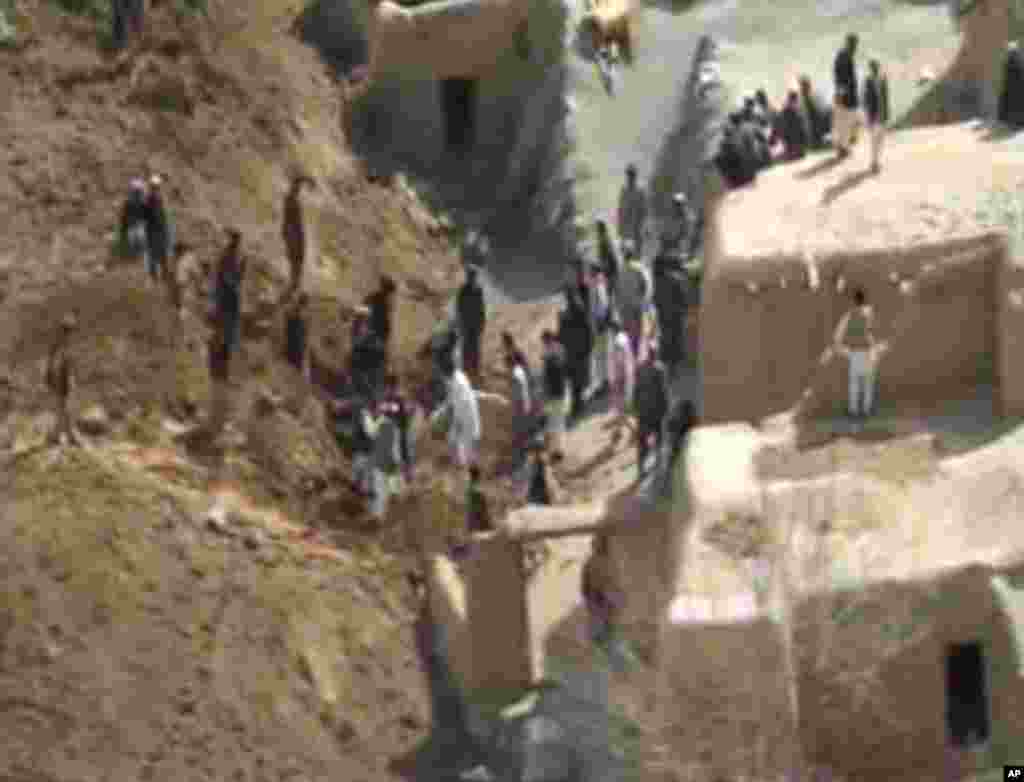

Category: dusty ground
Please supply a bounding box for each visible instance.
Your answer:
[0,0,1010,780]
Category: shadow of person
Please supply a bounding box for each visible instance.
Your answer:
[794,153,845,180]
[820,169,873,206]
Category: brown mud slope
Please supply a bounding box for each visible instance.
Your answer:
[0,2,541,780]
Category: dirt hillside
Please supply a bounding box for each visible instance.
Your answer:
[0,2,515,780]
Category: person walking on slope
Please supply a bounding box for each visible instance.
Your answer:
[364,275,398,356]
[455,264,487,382]
[617,164,648,257]
[431,363,482,469]
[369,398,403,521]
[213,228,246,359]
[590,267,612,396]
[833,287,883,420]
[541,330,569,461]
[607,319,635,445]
[832,33,861,159]
[863,59,890,174]
[284,292,312,381]
[143,174,173,286]
[119,178,149,268]
[595,219,621,311]
[46,314,79,447]
[616,254,651,359]
[652,253,691,370]
[633,345,670,478]
[282,174,315,295]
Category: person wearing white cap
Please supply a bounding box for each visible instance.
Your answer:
[119,178,149,269]
[143,174,174,286]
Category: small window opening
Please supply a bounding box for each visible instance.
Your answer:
[945,641,990,748]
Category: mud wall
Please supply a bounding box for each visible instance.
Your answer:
[657,611,801,779]
[792,564,1024,779]
[464,534,534,695]
[997,248,1024,416]
[700,234,1008,424]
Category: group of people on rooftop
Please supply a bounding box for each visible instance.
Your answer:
[715,34,891,189]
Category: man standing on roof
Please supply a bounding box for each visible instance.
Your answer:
[832,33,862,159]
[143,174,173,287]
[863,59,890,174]
[617,164,648,257]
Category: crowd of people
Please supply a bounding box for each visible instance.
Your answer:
[714,34,891,188]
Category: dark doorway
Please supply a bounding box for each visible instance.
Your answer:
[440,78,478,153]
[945,641,990,747]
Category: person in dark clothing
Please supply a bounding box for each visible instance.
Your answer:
[559,290,594,425]
[595,219,621,310]
[282,174,315,295]
[799,75,831,150]
[754,89,776,132]
[666,398,697,469]
[541,330,568,460]
[776,90,809,162]
[998,42,1024,128]
[465,465,492,533]
[715,116,757,189]
[382,375,416,482]
[119,178,149,266]
[364,275,397,350]
[863,59,891,174]
[213,228,245,358]
[284,292,310,378]
[633,346,670,477]
[350,306,386,397]
[526,441,554,506]
[832,33,861,158]
[206,329,232,436]
[143,175,173,285]
[455,264,486,381]
[46,314,78,446]
[111,0,144,51]
[652,254,690,370]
